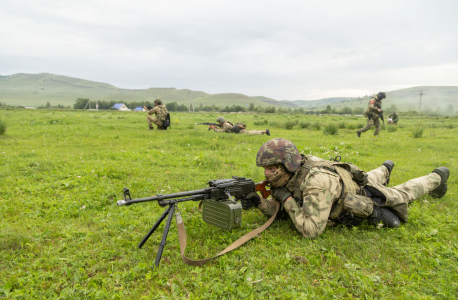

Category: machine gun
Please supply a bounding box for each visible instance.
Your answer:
[117,176,271,266]
[195,122,221,130]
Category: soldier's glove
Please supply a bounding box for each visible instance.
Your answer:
[241,192,261,210]
[271,187,292,203]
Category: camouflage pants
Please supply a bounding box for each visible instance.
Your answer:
[147,115,163,129]
[257,165,441,238]
[366,167,441,222]
[240,129,266,135]
[358,117,381,136]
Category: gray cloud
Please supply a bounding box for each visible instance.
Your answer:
[1,0,458,99]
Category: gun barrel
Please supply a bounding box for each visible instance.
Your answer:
[117,188,208,206]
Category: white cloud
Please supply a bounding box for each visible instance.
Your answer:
[1,0,458,99]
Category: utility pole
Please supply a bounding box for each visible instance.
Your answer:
[189,89,194,112]
[418,91,424,116]
[33,90,38,109]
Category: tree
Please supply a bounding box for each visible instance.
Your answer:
[73,98,89,109]
[446,104,454,115]
[248,103,255,111]
[46,101,51,108]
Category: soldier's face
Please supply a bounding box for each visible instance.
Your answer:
[263,165,278,176]
[218,122,223,125]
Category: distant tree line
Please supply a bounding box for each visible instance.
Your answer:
[69,98,457,116]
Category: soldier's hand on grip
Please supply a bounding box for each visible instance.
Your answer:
[241,192,261,210]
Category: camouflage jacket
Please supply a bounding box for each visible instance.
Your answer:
[213,121,234,133]
[148,105,168,121]
[389,113,399,122]
[364,96,382,119]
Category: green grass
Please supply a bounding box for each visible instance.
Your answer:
[283,120,296,130]
[387,124,398,132]
[1,109,457,299]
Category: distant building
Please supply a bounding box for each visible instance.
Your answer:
[133,106,145,111]
[111,103,131,111]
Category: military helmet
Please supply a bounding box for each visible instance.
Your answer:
[377,92,386,100]
[256,138,302,173]
[216,116,225,123]
[154,98,162,105]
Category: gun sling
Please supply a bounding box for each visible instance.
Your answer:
[175,201,280,266]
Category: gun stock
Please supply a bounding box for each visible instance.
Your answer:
[255,181,271,199]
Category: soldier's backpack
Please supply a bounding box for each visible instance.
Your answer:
[162,113,171,130]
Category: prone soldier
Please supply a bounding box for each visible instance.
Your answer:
[209,116,235,133]
[241,138,450,238]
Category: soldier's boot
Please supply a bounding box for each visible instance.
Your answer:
[356,131,361,137]
[367,206,400,228]
[382,160,395,186]
[149,126,154,130]
[429,167,450,198]
[266,129,271,136]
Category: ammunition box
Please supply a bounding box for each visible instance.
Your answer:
[202,199,242,231]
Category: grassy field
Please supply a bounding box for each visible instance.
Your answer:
[1,109,457,299]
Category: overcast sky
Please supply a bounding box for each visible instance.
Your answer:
[1,0,458,100]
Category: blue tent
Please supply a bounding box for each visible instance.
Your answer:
[134,107,144,111]
[112,103,125,110]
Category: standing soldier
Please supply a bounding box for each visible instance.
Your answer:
[144,99,168,130]
[357,92,386,137]
[209,116,234,133]
[233,122,270,136]
[389,112,399,125]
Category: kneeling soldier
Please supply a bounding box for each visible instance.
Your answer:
[144,99,168,130]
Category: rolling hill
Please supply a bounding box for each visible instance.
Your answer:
[0,73,456,113]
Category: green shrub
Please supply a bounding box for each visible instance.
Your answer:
[337,122,346,129]
[348,123,359,130]
[429,123,438,128]
[299,121,310,129]
[445,123,455,129]
[254,119,268,125]
[412,124,424,138]
[0,119,7,136]
[387,125,397,132]
[323,123,338,135]
[269,121,279,127]
[284,120,296,130]
[312,121,321,130]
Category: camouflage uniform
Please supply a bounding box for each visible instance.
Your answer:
[147,104,168,129]
[213,121,234,133]
[358,95,383,136]
[236,123,266,135]
[256,154,441,238]
[389,113,399,125]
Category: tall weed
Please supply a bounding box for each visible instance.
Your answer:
[254,119,268,125]
[412,124,424,138]
[0,119,7,136]
[284,120,296,130]
[299,121,310,129]
[387,125,397,132]
[338,122,346,129]
[323,123,338,135]
[313,121,321,130]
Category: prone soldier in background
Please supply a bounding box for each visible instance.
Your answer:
[357,92,386,137]
[241,138,450,238]
[144,99,169,130]
[232,122,270,136]
[209,116,234,133]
